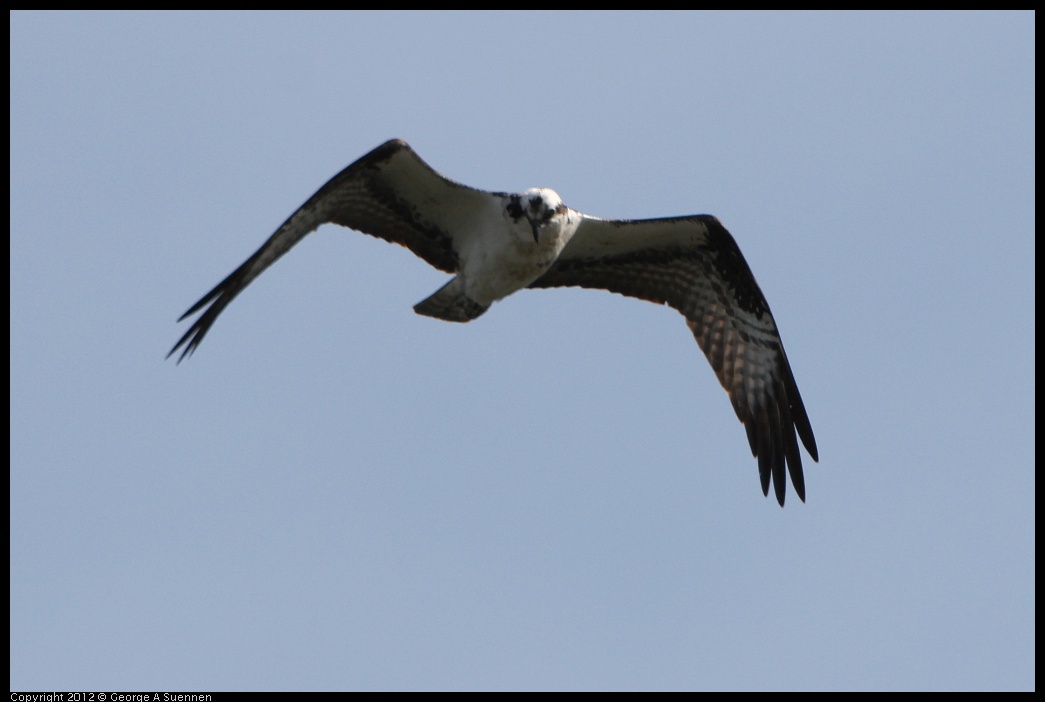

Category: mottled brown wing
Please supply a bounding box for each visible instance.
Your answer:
[169,139,499,362]
[529,213,817,505]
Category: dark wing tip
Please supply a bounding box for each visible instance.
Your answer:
[167,260,253,364]
[166,299,220,364]
[745,368,815,507]
[166,323,201,364]
[167,304,219,364]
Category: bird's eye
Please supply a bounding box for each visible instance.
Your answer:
[506,197,523,219]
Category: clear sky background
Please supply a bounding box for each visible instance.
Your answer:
[10,11,1033,691]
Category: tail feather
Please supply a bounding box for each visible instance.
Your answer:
[413,278,489,323]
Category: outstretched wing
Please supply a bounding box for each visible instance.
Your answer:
[169,139,500,362]
[529,213,818,505]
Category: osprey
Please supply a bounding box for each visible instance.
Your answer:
[170,139,818,505]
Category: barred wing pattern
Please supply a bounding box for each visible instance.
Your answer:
[168,140,496,362]
[529,214,818,505]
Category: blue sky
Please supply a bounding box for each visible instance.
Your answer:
[10,11,1033,691]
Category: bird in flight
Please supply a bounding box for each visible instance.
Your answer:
[170,139,818,505]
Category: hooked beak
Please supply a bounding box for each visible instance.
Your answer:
[526,215,541,243]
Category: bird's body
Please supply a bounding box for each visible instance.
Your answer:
[415,188,581,321]
[170,139,818,505]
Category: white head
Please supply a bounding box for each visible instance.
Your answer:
[506,188,567,242]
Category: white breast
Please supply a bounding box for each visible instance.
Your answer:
[458,205,579,305]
